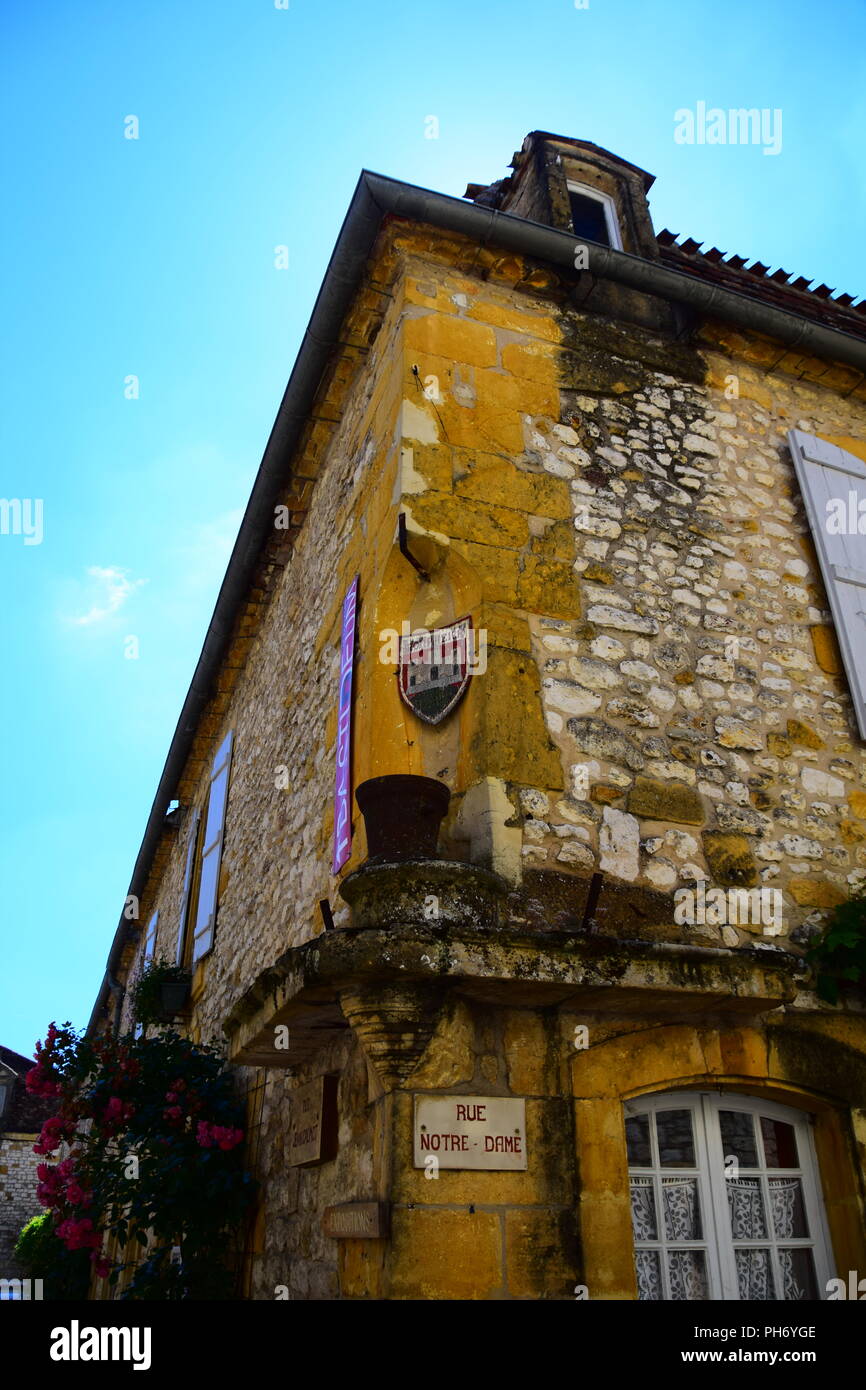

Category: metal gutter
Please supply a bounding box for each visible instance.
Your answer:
[86,170,866,1036]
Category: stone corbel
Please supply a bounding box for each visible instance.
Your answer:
[339,981,448,1092]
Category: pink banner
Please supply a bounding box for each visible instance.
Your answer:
[332,575,359,874]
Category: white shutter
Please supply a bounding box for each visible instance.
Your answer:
[788,429,866,740]
[175,809,201,965]
[143,909,159,963]
[191,730,234,962]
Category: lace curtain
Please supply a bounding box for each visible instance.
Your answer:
[631,1178,707,1300]
[631,1176,810,1300]
[727,1178,808,1300]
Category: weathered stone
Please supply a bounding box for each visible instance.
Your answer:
[714,804,771,836]
[801,768,846,799]
[556,840,595,868]
[714,716,764,752]
[591,784,624,806]
[809,624,843,676]
[627,776,704,825]
[567,656,623,691]
[599,807,640,881]
[767,733,792,757]
[519,788,550,817]
[586,604,659,635]
[565,717,645,771]
[787,879,847,908]
[845,811,866,845]
[518,556,583,617]
[702,832,758,887]
[607,698,661,728]
[786,718,824,750]
[541,678,602,717]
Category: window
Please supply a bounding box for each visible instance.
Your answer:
[189,730,234,963]
[788,429,866,739]
[566,181,622,250]
[625,1092,834,1300]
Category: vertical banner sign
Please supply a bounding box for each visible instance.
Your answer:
[332,575,359,874]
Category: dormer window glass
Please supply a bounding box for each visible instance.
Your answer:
[567,181,623,250]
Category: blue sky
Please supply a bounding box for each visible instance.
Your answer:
[2,0,864,1058]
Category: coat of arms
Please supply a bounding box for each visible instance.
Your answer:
[398,617,473,725]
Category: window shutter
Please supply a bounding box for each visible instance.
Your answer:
[143,909,159,963]
[788,429,866,740]
[191,730,234,963]
[175,809,201,965]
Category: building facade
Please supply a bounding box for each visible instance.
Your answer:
[88,133,866,1300]
[0,1045,57,1279]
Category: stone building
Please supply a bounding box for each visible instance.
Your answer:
[0,1044,57,1278]
[88,132,866,1300]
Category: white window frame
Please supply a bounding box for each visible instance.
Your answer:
[566,180,623,250]
[624,1090,835,1301]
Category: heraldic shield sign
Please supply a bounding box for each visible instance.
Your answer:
[398,617,473,725]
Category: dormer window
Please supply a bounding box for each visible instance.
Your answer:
[567,181,623,250]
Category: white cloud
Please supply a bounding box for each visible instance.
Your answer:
[69,566,148,627]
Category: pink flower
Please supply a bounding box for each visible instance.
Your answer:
[26,1065,60,1098]
[91,1255,112,1278]
[34,1116,67,1154]
[196,1121,244,1151]
[56,1217,101,1251]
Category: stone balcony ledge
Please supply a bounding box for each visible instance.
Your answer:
[224,921,808,1072]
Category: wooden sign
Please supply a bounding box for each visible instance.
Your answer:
[413,1095,527,1171]
[287,1075,338,1167]
[323,1202,389,1239]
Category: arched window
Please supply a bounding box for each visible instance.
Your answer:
[624,1091,834,1300]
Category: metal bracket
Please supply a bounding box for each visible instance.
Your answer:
[398,512,430,582]
[581,871,604,935]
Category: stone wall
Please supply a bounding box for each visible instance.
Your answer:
[386,234,866,950]
[0,1135,42,1277]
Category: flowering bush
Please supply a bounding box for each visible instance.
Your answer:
[27,1023,256,1299]
[15,1211,91,1300]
